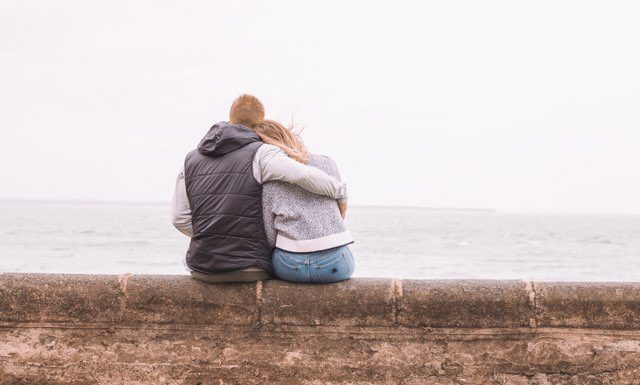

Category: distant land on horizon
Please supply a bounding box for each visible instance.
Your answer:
[352,204,496,212]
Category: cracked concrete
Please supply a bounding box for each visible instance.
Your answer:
[391,278,403,325]
[525,280,538,328]
[117,272,132,319]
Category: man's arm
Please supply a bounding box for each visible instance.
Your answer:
[171,165,194,237]
[325,156,348,218]
[254,144,348,203]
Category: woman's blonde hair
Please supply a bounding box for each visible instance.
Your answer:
[253,119,309,164]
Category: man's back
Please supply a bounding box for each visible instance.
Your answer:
[183,122,272,274]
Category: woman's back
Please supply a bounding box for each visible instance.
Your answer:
[262,154,353,252]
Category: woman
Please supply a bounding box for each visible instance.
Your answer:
[253,120,355,283]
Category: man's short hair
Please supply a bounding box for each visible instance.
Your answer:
[229,94,265,128]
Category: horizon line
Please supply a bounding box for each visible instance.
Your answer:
[1,198,639,216]
[0,198,493,212]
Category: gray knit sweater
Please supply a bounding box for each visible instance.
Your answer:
[262,154,354,252]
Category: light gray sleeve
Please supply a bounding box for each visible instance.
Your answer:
[171,165,193,237]
[255,144,348,203]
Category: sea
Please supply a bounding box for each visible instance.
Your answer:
[1,201,639,281]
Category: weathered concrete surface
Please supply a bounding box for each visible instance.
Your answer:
[2,274,640,384]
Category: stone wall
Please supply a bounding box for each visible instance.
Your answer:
[2,273,640,384]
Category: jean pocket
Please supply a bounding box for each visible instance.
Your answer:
[314,254,351,283]
[314,251,344,269]
[273,254,301,282]
[274,252,300,269]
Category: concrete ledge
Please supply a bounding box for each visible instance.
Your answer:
[2,273,640,330]
[121,275,258,326]
[535,282,640,329]
[398,280,531,328]
[0,273,121,324]
[3,273,640,384]
[261,278,395,327]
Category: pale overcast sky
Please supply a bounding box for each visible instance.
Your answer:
[1,0,639,214]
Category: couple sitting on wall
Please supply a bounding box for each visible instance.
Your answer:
[172,95,354,284]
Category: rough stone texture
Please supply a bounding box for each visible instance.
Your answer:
[399,280,532,328]
[121,274,258,326]
[261,278,395,326]
[2,273,640,385]
[535,282,640,329]
[0,273,121,324]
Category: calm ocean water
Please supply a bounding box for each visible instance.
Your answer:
[1,201,639,281]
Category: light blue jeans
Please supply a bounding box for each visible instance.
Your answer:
[272,245,355,283]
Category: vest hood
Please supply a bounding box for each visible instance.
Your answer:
[197,121,261,156]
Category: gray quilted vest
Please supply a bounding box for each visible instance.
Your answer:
[183,122,272,275]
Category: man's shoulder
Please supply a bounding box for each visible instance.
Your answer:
[185,147,200,158]
[254,143,284,162]
[257,143,282,154]
[183,148,203,169]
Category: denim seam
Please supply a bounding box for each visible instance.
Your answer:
[275,253,299,270]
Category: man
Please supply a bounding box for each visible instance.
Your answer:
[172,95,347,283]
